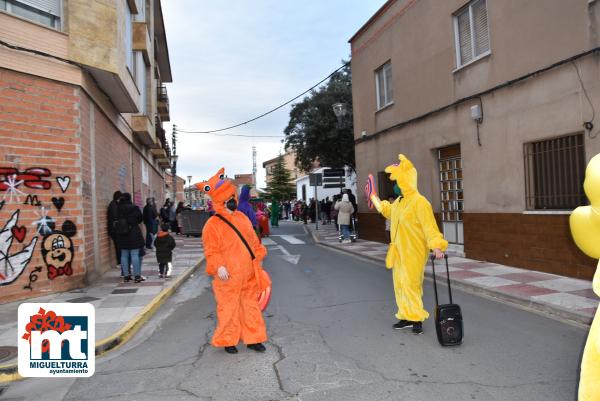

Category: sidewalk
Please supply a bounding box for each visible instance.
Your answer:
[0,235,204,381]
[307,222,598,325]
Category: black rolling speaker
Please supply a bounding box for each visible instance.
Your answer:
[431,254,463,346]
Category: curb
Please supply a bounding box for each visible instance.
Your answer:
[309,229,593,327]
[0,257,204,384]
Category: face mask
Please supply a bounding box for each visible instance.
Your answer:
[226,198,237,211]
[393,184,402,197]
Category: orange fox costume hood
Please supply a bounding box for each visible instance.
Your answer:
[200,167,270,347]
[195,167,238,214]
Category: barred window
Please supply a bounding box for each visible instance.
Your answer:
[524,134,586,210]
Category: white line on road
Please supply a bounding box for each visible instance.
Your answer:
[277,245,301,265]
[261,237,277,246]
[279,235,305,245]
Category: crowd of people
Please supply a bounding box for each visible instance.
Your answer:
[107,192,189,283]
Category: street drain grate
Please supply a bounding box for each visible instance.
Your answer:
[0,346,17,363]
[66,296,101,303]
[111,289,138,294]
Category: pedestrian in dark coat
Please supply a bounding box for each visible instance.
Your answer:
[107,191,122,269]
[155,222,176,278]
[115,193,145,283]
[143,197,158,250]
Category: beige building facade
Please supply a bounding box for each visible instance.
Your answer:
[0,0,172,302]
[350,0,600,279]
[263,151,302,186]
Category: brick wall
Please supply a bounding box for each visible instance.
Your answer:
[0,68,85,302]
[0,68,168,303]
[463,213,596,280]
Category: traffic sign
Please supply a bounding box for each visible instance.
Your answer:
[309,173,323,186]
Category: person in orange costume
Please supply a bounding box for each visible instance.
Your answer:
[199,168,271,354]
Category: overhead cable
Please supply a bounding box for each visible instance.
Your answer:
[175,61,350,134]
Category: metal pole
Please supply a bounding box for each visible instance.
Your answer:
[171,125,177,202]
[315,184,319,231]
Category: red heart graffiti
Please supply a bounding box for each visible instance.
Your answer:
[11,226,26,242]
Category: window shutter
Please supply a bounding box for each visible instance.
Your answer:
[19,0,61,16]
[457,9,472,65]
[472,0,489,56]
[377,69,385,108]
[384,64,393,105]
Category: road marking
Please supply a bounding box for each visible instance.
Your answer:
[279,235,305,245]
[277,245,301,265]
[262,237,277,246]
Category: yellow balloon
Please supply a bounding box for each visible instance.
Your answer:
[570,206,600,259]
[584,154,600,205]
[570,153,600,401]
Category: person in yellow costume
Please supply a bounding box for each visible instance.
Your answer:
[569,153,600,401]
[364,154,448,334]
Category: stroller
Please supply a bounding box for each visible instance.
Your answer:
[338,217,358,243]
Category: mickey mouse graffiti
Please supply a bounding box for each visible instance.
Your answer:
[41,220,77,280]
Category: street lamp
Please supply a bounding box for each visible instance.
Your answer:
[332,102,347,128]
[186,175,192,207]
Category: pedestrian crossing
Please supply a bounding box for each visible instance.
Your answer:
[267,235,306,245]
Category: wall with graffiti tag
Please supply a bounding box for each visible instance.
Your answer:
[0,69,169,303]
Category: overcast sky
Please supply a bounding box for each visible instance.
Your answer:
[161,1,386,189]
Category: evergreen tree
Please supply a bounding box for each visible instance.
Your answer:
[265,154,295,201]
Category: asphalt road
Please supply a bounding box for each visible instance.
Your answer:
[1,222,589,401]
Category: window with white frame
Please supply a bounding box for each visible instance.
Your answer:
[375,61,393,110]
[2,0,62,29]
[453,0,490,68]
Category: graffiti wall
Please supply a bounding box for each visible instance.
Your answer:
[0,69,169,303]
[0,166,81,300]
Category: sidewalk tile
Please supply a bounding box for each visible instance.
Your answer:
[464,276,521,288]
[500,272,556,283]
[568,289,598,299]
[95,306,143,324]
[580,307,598,317]
[531,293,599,310]
[450,262,496,270]
[493,283,556,297]
[470,265,525,276]
[530,278,592,292]
[444,270,486,280]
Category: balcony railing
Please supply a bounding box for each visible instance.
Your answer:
[157,84,170,121]
[158,85,169,103]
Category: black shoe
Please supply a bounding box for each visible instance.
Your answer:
[247,343,266,352]
[134,275,145,283]
[123,275,132,283]
[224,346,238,354]
[393,320,414,330]
[412,322,423,334]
